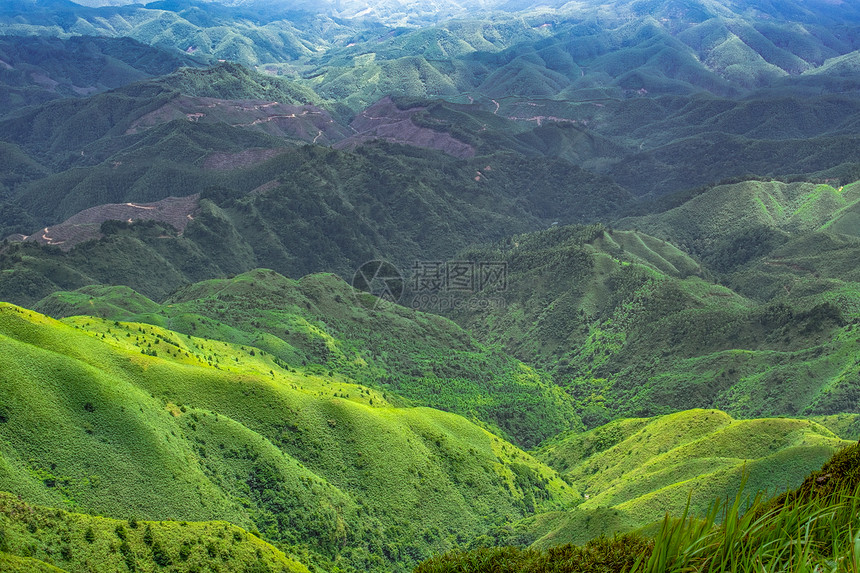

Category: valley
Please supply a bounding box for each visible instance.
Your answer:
[1,0,860,571]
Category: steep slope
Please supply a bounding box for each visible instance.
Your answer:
[0,63,321,172]
[0,492,309,573]
[0,143,631,305]
[0,35,204,117]
[32,269,581,447]
[0,301,578,571]
[447,223,859,423]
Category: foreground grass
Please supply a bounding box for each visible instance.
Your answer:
[414,534,653,573]
[634,484,860,573]
[417,487,860,573]
[417,443,860,573]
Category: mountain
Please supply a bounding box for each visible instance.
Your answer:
[3,293,856,572]
[32,269,581,448]
[3,0,860,106]
[0,35,205,117]
[445,221,860,424]
[0,301,578,572]
[3,0,860,570]
[0,137,631,306]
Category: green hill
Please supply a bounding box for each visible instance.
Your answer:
[415,439,860,573]
[0,35,204,117]
[447,222,860,423]
[534,409,851,538]
[0,301,578,571]
[0,63,319,173]
[32,269,581,448]
[448,409,852,551]
[0,492,309,573]
[618,180,860,255]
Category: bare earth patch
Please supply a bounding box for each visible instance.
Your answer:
[22,195,201,251]
[126,96,351,144]
[335,97,476,159]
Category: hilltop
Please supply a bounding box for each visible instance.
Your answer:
[530,409,852,545]
[0,301,579,571]
[446,221,860,424]
[32,269,580,447]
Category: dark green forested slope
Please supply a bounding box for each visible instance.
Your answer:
[0,140,630,305]
[0,35,205,116]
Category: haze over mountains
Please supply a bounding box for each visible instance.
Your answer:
[2,0,860,571]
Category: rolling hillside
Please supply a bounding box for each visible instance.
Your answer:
[0,492,310,573]
[0,301,578,572]
[32,269,581,448]
[415,437,860,573]
[531,409,852,544]
[448,222,860,424]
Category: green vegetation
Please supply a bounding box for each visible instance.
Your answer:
[33,269,580,448]
[415,534,652,573]
[535,409,851,536]
[0,302,577,572]
[0,35,204,115]
[416,442,860,573]
[2,2,860,571]
[0,141,630,305]
[0,491,308,573]
[446,222,860,423]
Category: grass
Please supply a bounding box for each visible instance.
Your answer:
[414,534,653,573]
[34,269,581,448]
[0,491,308,573]
[416,443,860,573]
[0,301,578,572]
[527,410,852,546]
[632,479,860,573]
